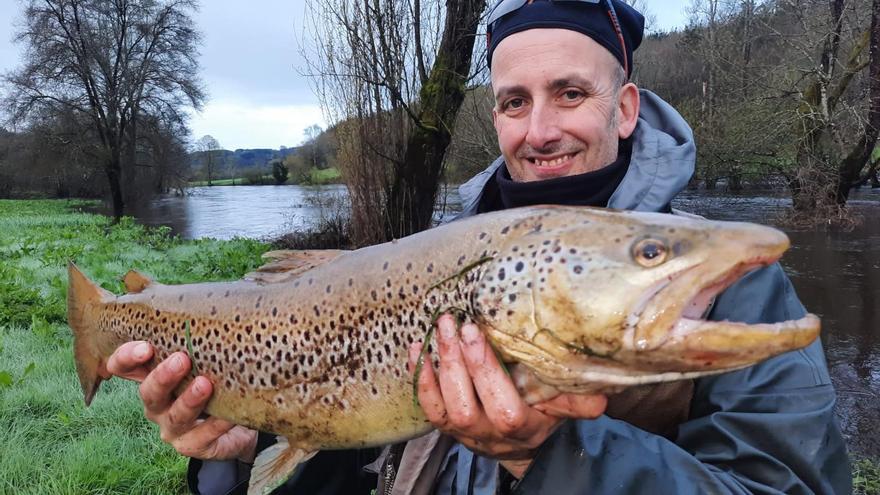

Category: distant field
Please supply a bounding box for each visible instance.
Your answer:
[188,167,342,187]
[0,200,269,494]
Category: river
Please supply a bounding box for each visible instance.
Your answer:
[130,184,880,458]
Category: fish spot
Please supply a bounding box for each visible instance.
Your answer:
[326,285,332,294]
[427,263,434,273]
[406,262,412,271]
[383,261,389,271]
[508,294,517,303]
[498,268,506,281]
[178,295,184,302]
[573,265,584,274]
[515,261,524,272]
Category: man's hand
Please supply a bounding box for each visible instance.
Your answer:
[106,341,258,463]
[409,314,607,478]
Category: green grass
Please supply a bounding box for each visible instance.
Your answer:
[188,167,341,187]
[854,457,880,495]
[0,199,271,494]
[308,167,341,184]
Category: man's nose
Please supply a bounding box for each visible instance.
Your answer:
[526,103,563,150]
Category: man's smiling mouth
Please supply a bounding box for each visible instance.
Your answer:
[529,152,577,168]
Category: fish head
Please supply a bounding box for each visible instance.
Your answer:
[473,207,819,390]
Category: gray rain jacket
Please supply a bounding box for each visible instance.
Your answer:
[189,90,850,495]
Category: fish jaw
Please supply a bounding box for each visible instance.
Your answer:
[628,221,793,352]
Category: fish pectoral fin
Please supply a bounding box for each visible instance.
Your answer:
[510,364,562,404]
[248,436,316,495]
[122,270,155,293]
[244,249,348,284]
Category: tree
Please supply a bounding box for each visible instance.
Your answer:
[195,134,222,185]
[3,0,204,218]
[306,0,486,245]
[271,158,289,184]
[300,123,326,170]
[785,0,878,213]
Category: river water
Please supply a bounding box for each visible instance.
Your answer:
[131,185,880,458]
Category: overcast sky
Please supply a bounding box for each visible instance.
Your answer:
[0,0,693,150]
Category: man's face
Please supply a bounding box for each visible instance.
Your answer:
[491,28,635,182]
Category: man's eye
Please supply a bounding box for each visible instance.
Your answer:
[505,98,525,109]
[562,90,584,101]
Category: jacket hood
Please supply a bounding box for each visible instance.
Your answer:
[457,89,695,215]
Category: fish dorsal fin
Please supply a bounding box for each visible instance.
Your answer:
[122,270,155,293]
[244,249,347,284]
[249,436,316,495]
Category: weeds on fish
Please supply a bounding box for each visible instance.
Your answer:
[184,320,200,377]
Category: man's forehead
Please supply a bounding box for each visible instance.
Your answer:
[490,28,618,79]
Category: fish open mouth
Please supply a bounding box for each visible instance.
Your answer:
[624,253,820,367]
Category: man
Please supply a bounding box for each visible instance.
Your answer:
[106,0,851,493]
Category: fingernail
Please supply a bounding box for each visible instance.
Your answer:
[134,342,150,359]
[461,324,480,344]
[171,353,185,372]
[408,344,420,364]
[439,317,456,340]
[192,377,205,396]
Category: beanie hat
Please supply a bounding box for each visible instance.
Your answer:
[487,0,645,77]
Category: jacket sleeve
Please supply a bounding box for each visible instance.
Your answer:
[514,264,851,495]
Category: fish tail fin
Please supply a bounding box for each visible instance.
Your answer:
[248,437,316,495]
[67,262,115,406]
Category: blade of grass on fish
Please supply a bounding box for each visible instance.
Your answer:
[412,307,484,408]
[427,256,494,292]
[412,320,437,408]
[184,320,199,377]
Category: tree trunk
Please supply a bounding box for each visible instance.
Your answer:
[385,0,485,238]
[106,149,125,220]
[835,0,880,204]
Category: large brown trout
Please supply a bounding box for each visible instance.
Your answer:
[68,206,819,494]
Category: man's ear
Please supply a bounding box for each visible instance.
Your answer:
[492,106,499,130]
[617,83,640,139]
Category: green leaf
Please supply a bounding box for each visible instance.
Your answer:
[22,362,35,377]
[57,411,71,425]
[0,371,12,388]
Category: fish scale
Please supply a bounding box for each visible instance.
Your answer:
[67,205,820,495]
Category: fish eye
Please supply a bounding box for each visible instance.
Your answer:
[632,239,668,267]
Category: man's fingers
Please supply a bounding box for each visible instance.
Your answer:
[458,322,530,435]
[409,343,448,428]
[106,341,154,382]
[139,352,191,415]
[162,376,213,438]
[533,393,608,419]
[435,315,481,430]
[172,416,238,458]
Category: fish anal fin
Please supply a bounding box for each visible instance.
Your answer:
[244,249,347,284]
[248,436,316,495]
[122,270,155,293]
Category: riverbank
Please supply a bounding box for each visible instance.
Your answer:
[0,200,269,494]
[188,167,342,187]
